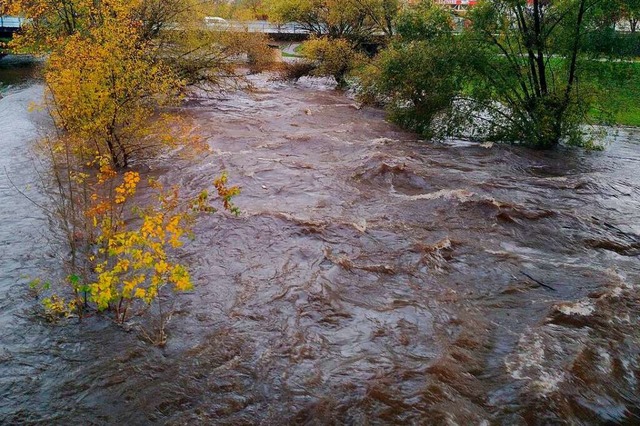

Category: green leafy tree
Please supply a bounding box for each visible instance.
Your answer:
[462,0,603,147]
[347,0,401,37]
[266,0,401,41]
[363,0,611,148]
[621,0,640,32]
[358,2,464,137]
[302,36,367,86]
[266,0,377,44]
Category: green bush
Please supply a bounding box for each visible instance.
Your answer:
[357,2,463,138]
[301,37,367,87]
[358,0,622,148]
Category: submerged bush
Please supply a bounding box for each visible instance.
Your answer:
[276,60,318,81]
[358,3,462,138]
[301,37,367,87]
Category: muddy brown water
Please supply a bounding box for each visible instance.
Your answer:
[1,64,639,424]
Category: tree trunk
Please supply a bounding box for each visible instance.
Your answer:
[533,0,548,95]
[565,0,587,105]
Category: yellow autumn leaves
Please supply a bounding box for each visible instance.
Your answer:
[43,17,183,168]
[13,0,242,335]
[88,173,199,320]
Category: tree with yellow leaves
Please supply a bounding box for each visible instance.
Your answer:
[45,23,183,168]
[36,133,240,343]
[11,0,275,87]
[14,0,244,343]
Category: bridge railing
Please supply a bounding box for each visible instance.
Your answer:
[211,20,310,35]
[0,16,25,30]
[1,17,310,35]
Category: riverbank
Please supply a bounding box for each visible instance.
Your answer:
[584,60,640,126]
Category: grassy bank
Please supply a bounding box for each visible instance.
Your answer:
[281,43,303,58]
[582,61,640,127]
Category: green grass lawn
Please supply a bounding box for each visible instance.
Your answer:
[582,60,640,127]
[280,43,304,58]
[461,57,640,128]
[527,57,640,127]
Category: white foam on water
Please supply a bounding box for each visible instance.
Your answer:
[557,300,595,316]
[394,188,474,202]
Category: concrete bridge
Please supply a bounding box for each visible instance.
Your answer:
[206,20,311,42]
[214,20,386,45]
[1,17,382,48]
[0,16,24,39]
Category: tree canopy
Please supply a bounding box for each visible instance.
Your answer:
[362,0,622,148]
[9,0,245,337]
[266,0,400,43]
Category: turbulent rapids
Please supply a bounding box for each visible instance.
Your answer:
[1,64,639,424]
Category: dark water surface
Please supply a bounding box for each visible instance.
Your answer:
[1,67,639,424]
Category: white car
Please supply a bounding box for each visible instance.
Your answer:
[204,17,229,29]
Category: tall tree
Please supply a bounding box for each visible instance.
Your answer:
[621,0,640,32]
[347,0,401,37]
[266,0,377,44]
[463,0,602,146]
[11,0,243,334]
[364,0,609,148]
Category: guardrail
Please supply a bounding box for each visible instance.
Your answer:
[0,16,25,30]
[208,20,310,35]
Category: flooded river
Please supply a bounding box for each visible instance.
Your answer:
[1,60,639,424]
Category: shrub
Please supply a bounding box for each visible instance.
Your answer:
[301,37,367,87]
[276,60,318,81]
